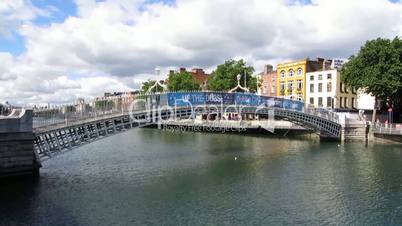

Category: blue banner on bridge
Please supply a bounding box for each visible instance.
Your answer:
[205,92,235,105]
[166,92,304,110]
[258,96,285,108]
[167,92,206,107]
[258,96,277,107]
[283,99,304,111]
[235,93,260,106]
[292,101,304,111]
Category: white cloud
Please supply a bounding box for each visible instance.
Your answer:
[0,52,16,80]
[0,0,50,37]
[1,0,402,105]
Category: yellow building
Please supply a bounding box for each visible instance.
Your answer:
[276,58,325,102]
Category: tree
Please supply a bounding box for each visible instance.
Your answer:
[341,37,402,122]
[167,71,201,91]
[208,59,257,92]
[140,80,165,94]
[95,100,114,111]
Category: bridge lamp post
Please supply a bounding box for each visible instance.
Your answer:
[244,70,247,91]
[121,96,124,115]
[229,74,249,93]
[146,67,166,94]
[155,67,161,93]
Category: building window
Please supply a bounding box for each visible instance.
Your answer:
[327,82,332,92]
[344,97,348,108]
[310,75,314,81]
[310,84,314,93]
[327,74,332,79]
[280,82,285,94]
[288,69,294,77]
[310,98,314,104]
[352,98,355,108]
[297,80,303,90]
[340,82,344,93]
[327,97,332,108]
[318,74,323,80]
[280,71,285,78]
[318,97,323,107]
[288,81,294,91]
[297,68,303,76]
[339,97,343,108]
[318,83,323,92]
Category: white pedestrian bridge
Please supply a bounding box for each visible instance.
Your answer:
[31,92,342,160]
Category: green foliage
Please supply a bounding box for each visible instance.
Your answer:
[208,59,256,92]
[140,80,165,94]
[95,100,115,110]
[167,71,201,91]
[341,37,402,100]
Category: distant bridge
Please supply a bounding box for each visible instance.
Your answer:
[32,92,342,160]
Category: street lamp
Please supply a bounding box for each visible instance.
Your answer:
[147,66,166,94]
[155,67,161,93]
[229,74,249,93]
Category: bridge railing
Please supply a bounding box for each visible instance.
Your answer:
[33,103,148,132]
[34,111,120,132]
[153,91,340,123]
[372,123,402,135]
[32,92,341,132]
[303,106,340,123]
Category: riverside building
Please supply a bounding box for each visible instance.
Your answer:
[169,67,209,90]
[305,59,357,109]
[276,58,324,101]
[258,64,277,96]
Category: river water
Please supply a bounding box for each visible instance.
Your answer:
[1,129,402,225]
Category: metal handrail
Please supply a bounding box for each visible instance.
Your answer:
[32,92,341,131]
[373,123,402,135]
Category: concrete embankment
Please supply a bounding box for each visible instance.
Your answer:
[0,110,41,178]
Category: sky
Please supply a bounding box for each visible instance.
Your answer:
[1,0,402,106]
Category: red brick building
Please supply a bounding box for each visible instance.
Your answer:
[259,64,277,96]
[171,67,209,90]
[190,68,209,89]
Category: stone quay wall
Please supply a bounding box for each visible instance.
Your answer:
[0,110,41,178]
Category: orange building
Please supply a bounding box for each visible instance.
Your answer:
[258,64,277,96]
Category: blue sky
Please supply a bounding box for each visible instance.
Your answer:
[0,0,77,55]
[0,33,25,55]
[32,0,77,24]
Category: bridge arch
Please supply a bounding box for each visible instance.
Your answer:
[33,92,341,160]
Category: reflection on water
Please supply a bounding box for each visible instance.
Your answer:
[1,129,402,225]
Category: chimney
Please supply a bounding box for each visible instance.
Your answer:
[192,68,204,75]
[264,64,273,74]
[316,58,323,70]
[326,59,333,70]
